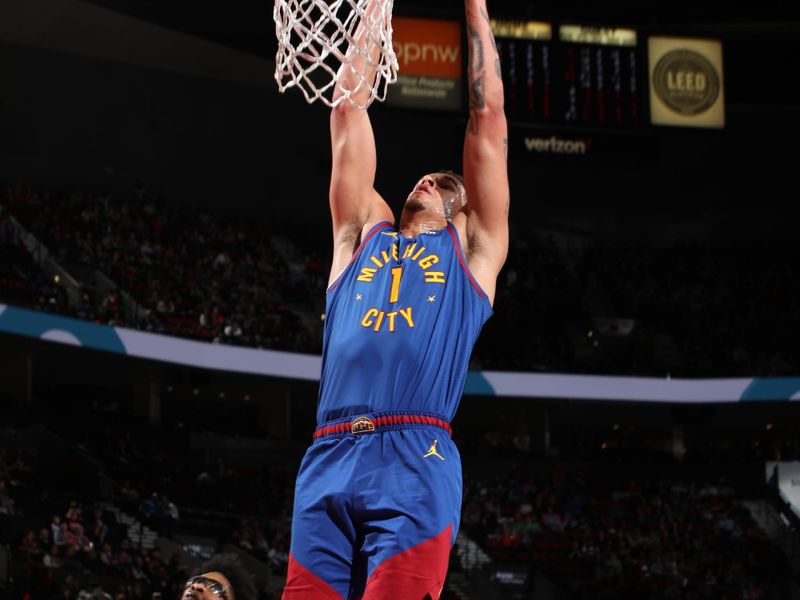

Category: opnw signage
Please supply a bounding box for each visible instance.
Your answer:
[648,36,725,128]
[388,17,462,110]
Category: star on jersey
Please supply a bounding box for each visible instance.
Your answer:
[356,294,363,300]
[427,295,437,302]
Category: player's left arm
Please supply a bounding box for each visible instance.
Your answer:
[461,0,509,306]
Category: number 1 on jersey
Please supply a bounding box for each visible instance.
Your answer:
[389,267,403,303]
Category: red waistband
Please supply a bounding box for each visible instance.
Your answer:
[313,414,452,439]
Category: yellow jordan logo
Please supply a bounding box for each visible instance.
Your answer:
[423,439,445,461]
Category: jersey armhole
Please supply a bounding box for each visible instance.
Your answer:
[327,221,393,294]
[446,223,492,308]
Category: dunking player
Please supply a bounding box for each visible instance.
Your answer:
[283,0,509,598]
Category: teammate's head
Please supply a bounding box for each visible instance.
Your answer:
[181,554,256,600]
[403,171,467,223]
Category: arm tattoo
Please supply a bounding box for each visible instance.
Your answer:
[468,27,484,79]
[480,6,502,81]
[470,75,485,111]
[480,7,499,55]
[468,27,486,111]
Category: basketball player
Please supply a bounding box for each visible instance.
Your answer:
[283,0,508,597]
[182,553,256,600]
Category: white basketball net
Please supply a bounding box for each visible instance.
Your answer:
[274,0,398,109]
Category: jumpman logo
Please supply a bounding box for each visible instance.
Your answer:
[423,439,445,460]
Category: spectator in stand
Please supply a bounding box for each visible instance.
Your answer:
[120,479,140,512]
[461,468,789,600]
[59,522,76,549]
[61,545,82,571]
[5,182,798,375]
[92,513,109,547]
[19,530,41,556]
[78,581,112,600]
[0,477,15,515]
[58,574,82,599]
[37,527,50,546]
[180,554,256,600]
[43,544,63,569]
[138,492,164,528]
[160,494,179,523]
[24,549,53,598]
[51,515,64,545]
[65,501,82,528]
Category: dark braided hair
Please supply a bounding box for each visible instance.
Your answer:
[198,553,257,600]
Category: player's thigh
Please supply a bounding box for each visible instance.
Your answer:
[284,440,358,599]
[360,524,453,600]
[359,431,462,599]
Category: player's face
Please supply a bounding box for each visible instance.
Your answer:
[405,172,466,220]
[181,571,233,600]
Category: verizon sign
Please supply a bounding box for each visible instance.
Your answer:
[389,17,463,110]
[511,127,658,166]
[524,135,591,155]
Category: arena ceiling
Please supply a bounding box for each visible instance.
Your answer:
[81,0,796,61]
[1,0,797,232]
[76,0,799,109]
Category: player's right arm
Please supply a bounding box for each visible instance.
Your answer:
[328,5,394,287]
[459,0,509,305]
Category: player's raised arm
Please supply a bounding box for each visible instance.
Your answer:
[328,3,394,286]
[461,0,510,304]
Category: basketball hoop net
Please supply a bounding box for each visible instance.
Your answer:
[274,0,398,109]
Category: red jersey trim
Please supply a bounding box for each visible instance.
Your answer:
[313,414,453,439]
[446,223,486,298]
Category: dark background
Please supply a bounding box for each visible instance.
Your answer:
[1,0,798,238]
[1,0,798,446]
[2,5,800,598]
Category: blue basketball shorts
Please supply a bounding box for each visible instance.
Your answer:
[282,413,462,600]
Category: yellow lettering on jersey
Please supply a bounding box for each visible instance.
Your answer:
[411,246,426,261]
[418,254,440,269]
[357,267,377,282]
[386,311,398,332]
[424,271,446,284]
[391,243,399,261]
[361,308,379,328]
[370,256,383,268]
[399,307,414,327]
[402,243,417,259]
[388,267,402,303]
[373,310,385,332]
[360,307,414,332]
[381,250,391,263]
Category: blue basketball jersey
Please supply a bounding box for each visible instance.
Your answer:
[318,221,493,424]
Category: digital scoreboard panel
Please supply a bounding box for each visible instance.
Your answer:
[493,20,644,129]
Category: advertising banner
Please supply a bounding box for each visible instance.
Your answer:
[388,17,463,110]
[3,303,800,402]
[648,36,725,128]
